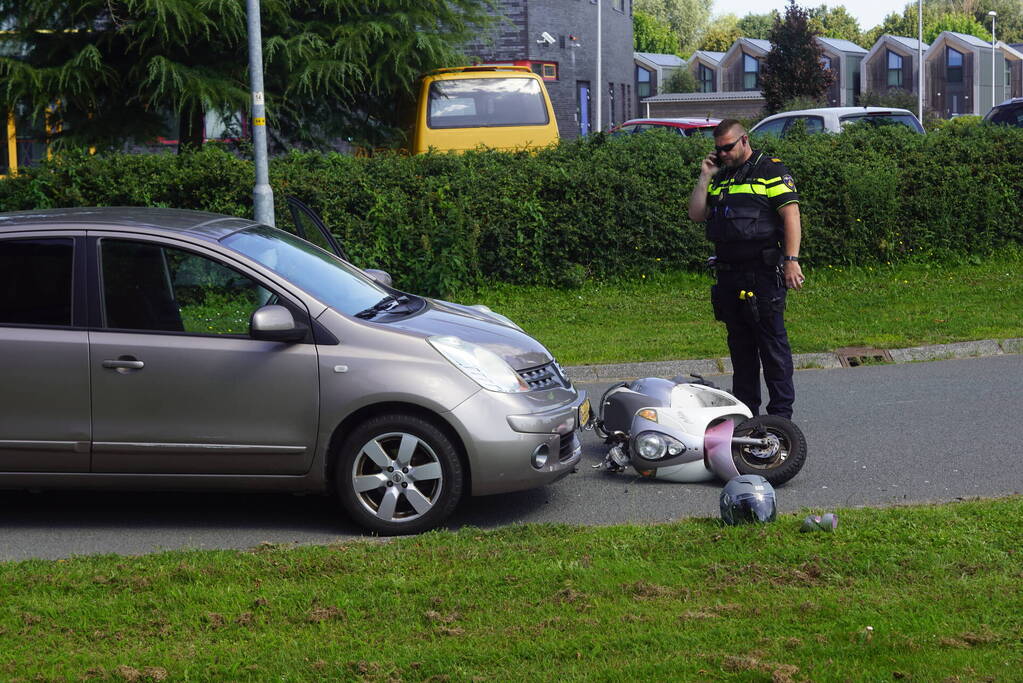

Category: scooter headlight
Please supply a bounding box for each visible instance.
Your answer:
[428,335,530,393]
[634,431,686,460]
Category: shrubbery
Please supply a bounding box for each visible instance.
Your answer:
[1,121,1021,296]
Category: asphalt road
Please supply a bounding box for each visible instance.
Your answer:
[2,354,1021,561]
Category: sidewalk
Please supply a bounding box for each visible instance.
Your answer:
[564,338,1023,382]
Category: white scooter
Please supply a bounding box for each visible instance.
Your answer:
[593,375,806,485]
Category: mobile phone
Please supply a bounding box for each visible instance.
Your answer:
[711,152,721,166]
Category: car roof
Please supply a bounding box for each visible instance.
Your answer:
[0,206,257,241]
[759,106,914,118]
[620,117,720,128]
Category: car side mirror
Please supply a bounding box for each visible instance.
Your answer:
[364,269,393,288]
[250,305,306,343]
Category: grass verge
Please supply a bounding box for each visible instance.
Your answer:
[452,251,1023,365]
[2,498,1022,681]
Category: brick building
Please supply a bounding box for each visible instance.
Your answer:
[464,0,635,138]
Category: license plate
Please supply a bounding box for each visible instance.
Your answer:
[578,398,591,429]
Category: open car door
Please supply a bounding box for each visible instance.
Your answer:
[285,196,350,262]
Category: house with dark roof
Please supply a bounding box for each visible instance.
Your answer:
[860,35,927,97]
[719,38,771,92]
[686,50,724,93]
[816,37,867,106]
[924,31,1014,117]
[634,52,685,112]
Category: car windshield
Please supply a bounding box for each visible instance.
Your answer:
[839,113,923,132]
[222,226,388,316]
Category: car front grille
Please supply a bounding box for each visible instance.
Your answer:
[559,431,580,462]
[517,361,570,391]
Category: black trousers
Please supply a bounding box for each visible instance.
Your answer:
[711,268,795,419]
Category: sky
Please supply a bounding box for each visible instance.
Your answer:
[710,1,908,32]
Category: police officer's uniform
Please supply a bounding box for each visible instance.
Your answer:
[706,149,799,419]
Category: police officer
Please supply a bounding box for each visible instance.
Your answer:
[687,119,804,419]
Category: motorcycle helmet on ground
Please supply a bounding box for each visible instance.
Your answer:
[720,474,777,525]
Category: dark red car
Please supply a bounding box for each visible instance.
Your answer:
[609,117,720,138]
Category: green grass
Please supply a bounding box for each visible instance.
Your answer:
[2,498,1022,681]
[452,251,1023,365]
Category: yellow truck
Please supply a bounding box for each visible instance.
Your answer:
[408,65,559,154]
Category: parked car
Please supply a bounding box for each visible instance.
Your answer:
[609,117,720,138]
[0,204,588,535]
[983,97,1023,127]
[750,107,925,137]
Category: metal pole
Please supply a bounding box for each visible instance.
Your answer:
[247,0,274,226]
[595,0,602,132]
[989,11,997,112]
[918,0,923,122]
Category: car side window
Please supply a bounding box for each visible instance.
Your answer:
[787,116,825,134]
[100,239,272,336]
[0,238,74,327]
[752,117,788,136]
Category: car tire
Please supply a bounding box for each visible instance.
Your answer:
[336,413,464,535]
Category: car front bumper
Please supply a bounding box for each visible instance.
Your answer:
[448,387,587,496]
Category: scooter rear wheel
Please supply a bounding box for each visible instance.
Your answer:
[732,415,806,486]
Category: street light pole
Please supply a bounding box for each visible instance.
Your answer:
[595,0,602,133]
[247,0,274,226]
[918,0,923,122]
[989,11,998,113]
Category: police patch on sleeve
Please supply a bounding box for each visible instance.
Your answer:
[782,174,796,191]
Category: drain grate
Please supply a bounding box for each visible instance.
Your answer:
[836,346,893,368]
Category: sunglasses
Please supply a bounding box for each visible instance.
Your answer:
[715,135,746,154]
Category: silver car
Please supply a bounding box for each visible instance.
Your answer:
[0,206,587,535]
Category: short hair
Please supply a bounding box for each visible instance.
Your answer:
[714,119,746,139]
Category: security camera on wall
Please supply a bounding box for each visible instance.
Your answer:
[538,31,556,46]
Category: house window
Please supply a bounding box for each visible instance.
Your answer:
[947,47,963,83]
[1006,60,1013,89]
[743,53,759,90]
[613,0,624,11]
[637,65,652,98]
[887,50,903,88]
[698,64,714,92]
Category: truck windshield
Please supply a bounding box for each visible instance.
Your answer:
[428,77,549,128]
[222,226,387,316]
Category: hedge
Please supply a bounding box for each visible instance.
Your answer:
[1,119,1021,296]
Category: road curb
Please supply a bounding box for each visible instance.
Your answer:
[564,338,1023,382]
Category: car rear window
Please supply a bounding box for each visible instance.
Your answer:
[428,77,549,129]
[840,113,924,132]
[984,103,1023,126]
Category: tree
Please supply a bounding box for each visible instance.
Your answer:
[737,12,779,39]
[760,1,834,114]
[0,0,495,152]
[808,5,862,43]
[664,68,698,93]
[634,0,713,56]
[698,14,741,52]
[861,0,1020,45]
[925,12,990,42]
[634,10,679,54]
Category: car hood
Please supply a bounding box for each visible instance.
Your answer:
[387,299,552,370]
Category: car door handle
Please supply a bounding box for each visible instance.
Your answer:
[102,359,145,370]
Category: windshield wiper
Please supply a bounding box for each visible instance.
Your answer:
[355,295,411,319]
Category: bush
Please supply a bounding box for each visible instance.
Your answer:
[2,125,1022,296]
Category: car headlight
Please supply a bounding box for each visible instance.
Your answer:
[634,431,686,460]
[428,335,529,393]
